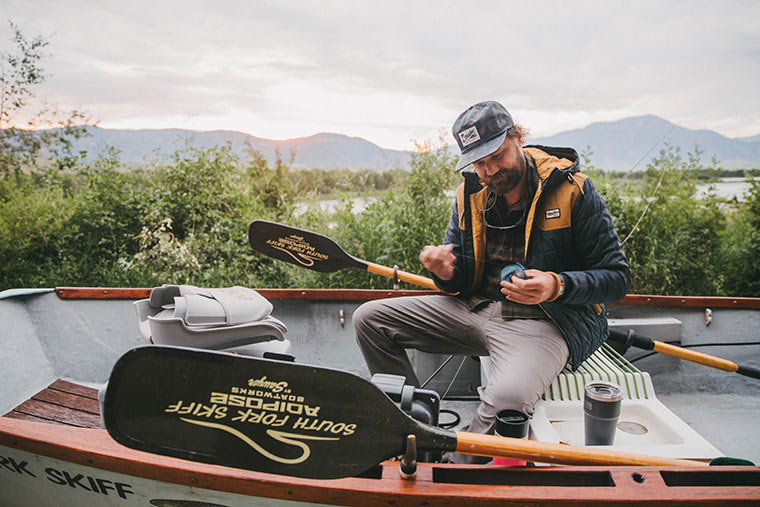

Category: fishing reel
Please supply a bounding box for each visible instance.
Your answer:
[500,262,526,283]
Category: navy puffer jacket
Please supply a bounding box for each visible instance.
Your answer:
[432,146,631,369]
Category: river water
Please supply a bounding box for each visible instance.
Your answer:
[296,178,756,216]
[696,177,756,201]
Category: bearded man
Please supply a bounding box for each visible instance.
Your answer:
[354,100,630,463]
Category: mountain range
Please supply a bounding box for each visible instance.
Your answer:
[50,115,760,171]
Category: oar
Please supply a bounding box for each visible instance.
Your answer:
[248,220,438,290]
[608,329,760,379]
[104,346,706,480]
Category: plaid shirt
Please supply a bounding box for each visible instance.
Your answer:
[465,156,548,320]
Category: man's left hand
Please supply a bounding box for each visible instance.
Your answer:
[500,269,557,305]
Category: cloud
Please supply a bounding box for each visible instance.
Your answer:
[2,0,759,149]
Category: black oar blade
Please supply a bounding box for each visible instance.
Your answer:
[248,220,366,273]
[104,346,449,479]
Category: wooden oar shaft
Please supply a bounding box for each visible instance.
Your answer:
[366,262,438,290]
[608,329,760,379]
[652,341,738,372]
[455,432,707,467]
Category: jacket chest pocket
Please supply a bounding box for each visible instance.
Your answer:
[534,181,580,232]
[535,204,572,231]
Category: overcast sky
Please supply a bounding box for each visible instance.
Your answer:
[3,0,759,150]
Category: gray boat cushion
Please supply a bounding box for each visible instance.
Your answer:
[149,284,274,324]
[135,284,287,351]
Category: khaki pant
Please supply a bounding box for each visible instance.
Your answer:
[353,295,569,463]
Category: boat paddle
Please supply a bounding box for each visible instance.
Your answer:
[608,329,760,380]
[103,346,707,480]
[248,220,438,290]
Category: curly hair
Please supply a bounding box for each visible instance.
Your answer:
[507,123,531,143]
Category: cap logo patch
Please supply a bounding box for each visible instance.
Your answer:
[546,208,561,219]
[458,126,481,147]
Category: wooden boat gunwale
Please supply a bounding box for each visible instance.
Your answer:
[52,286,760,309]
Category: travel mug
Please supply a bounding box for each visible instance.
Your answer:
[492,409,530,466]
[583,381,623,446]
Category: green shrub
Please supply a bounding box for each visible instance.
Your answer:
[720,178,760,296]
[2,137,758,297]
[606,146,727,295]
[0,176,70,288]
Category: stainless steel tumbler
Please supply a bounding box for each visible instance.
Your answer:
[583,381,622,446]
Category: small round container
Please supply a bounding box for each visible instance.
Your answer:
[493,409,530,466]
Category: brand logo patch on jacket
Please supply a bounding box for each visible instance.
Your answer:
[459,126,481,147]
[546,208,561,219]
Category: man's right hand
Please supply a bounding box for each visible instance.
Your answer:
[420,244,456,281]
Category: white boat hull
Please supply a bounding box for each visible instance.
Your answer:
[1,445,330,507]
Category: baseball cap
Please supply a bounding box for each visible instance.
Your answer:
[452,101,514,171]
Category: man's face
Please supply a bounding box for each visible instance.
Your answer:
[472,136,525,195]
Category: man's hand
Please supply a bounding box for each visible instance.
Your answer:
[501,269,558,304]
[420,244,456,281]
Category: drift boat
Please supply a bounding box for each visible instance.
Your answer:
[1,286,760,505]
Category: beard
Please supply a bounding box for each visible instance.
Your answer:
[482,156,525,195]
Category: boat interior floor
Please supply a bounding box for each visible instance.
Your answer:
[3,380,101,429]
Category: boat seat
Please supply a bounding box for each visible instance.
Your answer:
[479,343,655,403]
[541,343,655,402]
[96,285,293,428]
[135,284,289,354]
[480,343,722,460]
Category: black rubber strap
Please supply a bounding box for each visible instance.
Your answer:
[608,328,655,351]
[737,365,760,380]
[630,332,655,351]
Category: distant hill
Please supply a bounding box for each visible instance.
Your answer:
[55,127,412,170]
[32,116,760,170]
[530,115,760,170]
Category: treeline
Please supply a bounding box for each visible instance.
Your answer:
[1,143,759,296]
[604,167,759,181]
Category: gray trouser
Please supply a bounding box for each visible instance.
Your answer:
[353,295,569,462]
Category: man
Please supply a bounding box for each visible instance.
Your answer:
[353,100,630,463]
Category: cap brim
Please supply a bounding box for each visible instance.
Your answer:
[454,131,508,171]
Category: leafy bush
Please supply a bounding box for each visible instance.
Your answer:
[1,138,758,297]
[605,146,727,295]
[289,140,458,290]
[0,175,70,287]
[54,149,145,285]
[719,178,760,296]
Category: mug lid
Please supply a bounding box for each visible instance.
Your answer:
[584,381,623,402]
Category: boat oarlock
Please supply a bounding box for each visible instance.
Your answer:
[103,345,708,480]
